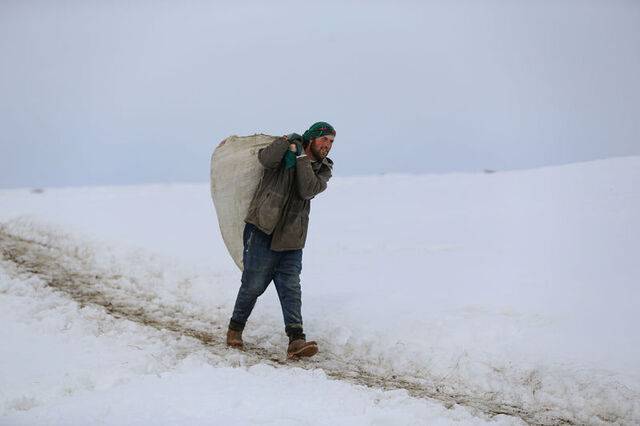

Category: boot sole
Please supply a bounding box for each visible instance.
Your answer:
[287,343,318,359]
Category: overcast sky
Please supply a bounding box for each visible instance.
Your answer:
[1,0,639,188]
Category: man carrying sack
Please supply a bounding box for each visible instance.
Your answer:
[226,122,336,359]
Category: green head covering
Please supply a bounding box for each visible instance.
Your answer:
[302,122,336,144]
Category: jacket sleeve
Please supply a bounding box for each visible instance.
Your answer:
[295,157,332,200]
[258,137,289,169]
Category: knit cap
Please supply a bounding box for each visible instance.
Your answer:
[302,122,336,144]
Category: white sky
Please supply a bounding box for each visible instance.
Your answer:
[1,0,639,188]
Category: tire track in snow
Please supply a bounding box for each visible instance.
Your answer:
[0,226,618,425]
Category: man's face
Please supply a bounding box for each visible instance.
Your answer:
[309,135,335,160]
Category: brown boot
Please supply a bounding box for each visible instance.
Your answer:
[287,338,318,359]
[226,328,243,348]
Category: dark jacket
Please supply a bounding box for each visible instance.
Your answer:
[244,137,333,251]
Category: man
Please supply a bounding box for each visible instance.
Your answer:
[226,121,336,359]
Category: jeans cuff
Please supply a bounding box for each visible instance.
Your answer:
[229,319,245,332]
[286,324,305,342]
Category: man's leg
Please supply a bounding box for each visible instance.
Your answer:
[273,248,304,340]
[273,249,317,358]
[229,224,277,333]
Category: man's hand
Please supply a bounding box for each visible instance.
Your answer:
[283,134,303,156]
[281,133,304,170]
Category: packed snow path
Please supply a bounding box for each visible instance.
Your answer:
[2,224,635,425]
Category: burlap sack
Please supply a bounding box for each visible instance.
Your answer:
[210,134,277,270]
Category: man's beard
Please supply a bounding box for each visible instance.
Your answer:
[311,142,328,161]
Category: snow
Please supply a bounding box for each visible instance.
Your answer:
[0,279,478,426]
[1,156,639,424]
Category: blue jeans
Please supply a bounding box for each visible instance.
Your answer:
[229,223,305,340]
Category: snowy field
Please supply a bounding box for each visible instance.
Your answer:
[1,156,639,425]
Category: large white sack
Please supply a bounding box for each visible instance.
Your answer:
[210,134,277,271]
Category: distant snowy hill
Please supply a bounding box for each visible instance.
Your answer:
[1,157,639,425]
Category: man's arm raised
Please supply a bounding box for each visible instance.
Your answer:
[295,157,332,200]
[257,136,290,169]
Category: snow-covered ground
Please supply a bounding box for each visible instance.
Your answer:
[1,157,639,425]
